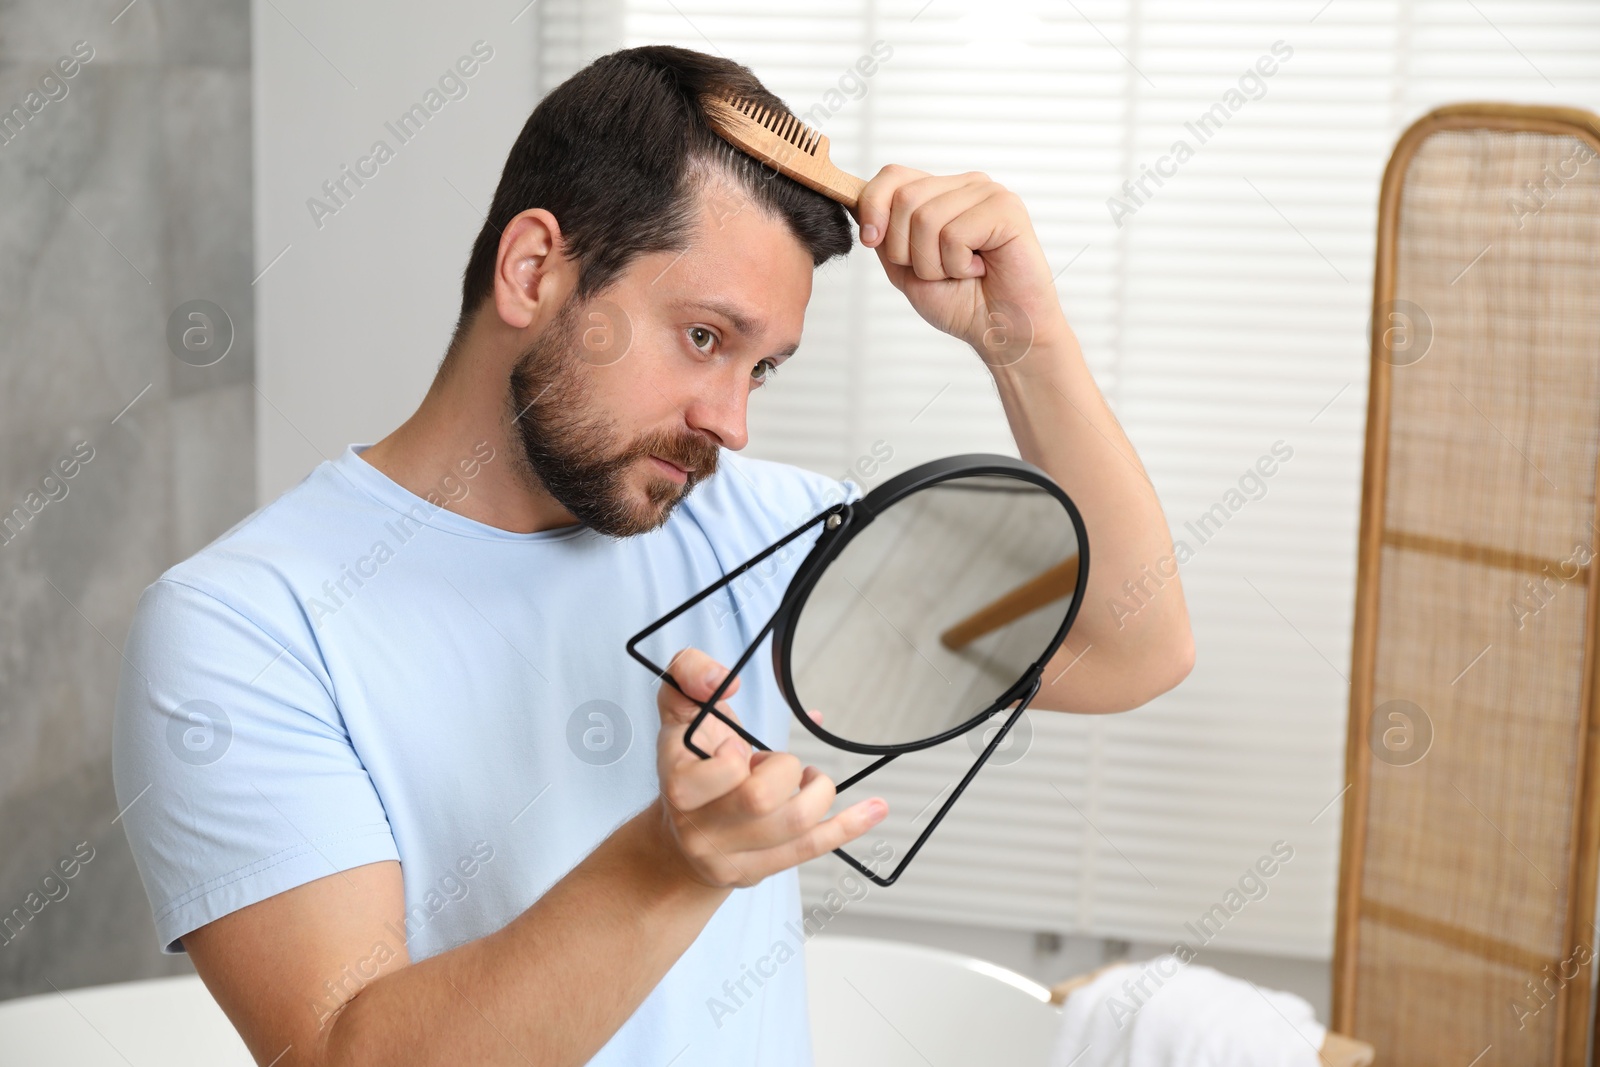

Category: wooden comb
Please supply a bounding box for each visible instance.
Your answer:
[700,92,867,211]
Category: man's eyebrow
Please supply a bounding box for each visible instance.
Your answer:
[673,297,762,337]
[671,297,799,358]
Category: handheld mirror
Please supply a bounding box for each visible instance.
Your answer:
[626,453,1088,886]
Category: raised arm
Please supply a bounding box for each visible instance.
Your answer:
[853,166,1195,713]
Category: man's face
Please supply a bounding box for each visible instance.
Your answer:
[508,175,815,539]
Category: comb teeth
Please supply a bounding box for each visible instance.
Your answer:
[717,93,821,156]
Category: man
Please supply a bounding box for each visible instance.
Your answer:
[112,45,1191,1067]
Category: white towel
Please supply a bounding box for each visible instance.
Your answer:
[1048,955,1327,1067]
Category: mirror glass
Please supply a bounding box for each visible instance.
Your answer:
[786,474,1081,748]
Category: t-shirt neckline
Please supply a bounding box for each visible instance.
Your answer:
[333,443,599,543]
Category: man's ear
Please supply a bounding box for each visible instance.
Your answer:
[492,208,571,330]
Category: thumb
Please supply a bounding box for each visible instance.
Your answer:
[658,647,742,726]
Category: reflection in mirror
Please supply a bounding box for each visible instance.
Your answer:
[788,475,1080,748]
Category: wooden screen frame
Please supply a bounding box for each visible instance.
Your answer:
[1332,102,1600,1066]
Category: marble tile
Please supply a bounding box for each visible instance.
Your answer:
[0,0,251,1002]
[163,65,254,398]
[0,258,181,1006]
[0,757,193,1000]
[0,0,250,69]
[0,0,160,66]
[0,399,173,793]
[0,64,169,444]
[154,0,250,69]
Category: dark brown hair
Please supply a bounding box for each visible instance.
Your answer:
[454,45,853,337]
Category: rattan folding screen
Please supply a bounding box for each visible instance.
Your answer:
[1334,103,1600,1066]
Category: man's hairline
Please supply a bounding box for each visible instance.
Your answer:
[446,151,836,363]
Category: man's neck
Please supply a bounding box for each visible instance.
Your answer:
[359,343,581,535]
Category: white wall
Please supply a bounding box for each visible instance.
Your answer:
[252,0,539,502]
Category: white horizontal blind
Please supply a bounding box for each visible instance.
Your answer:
[537,0,1600,958]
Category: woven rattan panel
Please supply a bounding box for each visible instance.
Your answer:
[1355,125,1600,1064]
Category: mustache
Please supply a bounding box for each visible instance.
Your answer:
[639,433,720,475]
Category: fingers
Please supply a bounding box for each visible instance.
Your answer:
[857,168,990,265]
[672,703,747,768]
[856,163,933,245]
[650,647,889,888]
[662,733,754,812]
[698,753,834,852]
[656,647,752,807]
[880,175,989,274]
[745,797,889,877]
[657,647,742,726]
[657,647,747,763]
[661,747,889,884]
[906,183,1003,281]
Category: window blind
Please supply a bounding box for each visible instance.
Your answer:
[536,0,1600,959]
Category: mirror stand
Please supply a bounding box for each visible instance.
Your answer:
[625,501,849,760]
[833,675,1042,887]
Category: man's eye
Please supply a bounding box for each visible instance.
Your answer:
[687,326,717,353]
[752,358,780,385]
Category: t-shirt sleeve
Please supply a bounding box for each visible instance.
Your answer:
[112,577,400,954]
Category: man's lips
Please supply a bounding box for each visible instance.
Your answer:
[649,455,691,482]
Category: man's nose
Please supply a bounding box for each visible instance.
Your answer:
[683,374,749,452]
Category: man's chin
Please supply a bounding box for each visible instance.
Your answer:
[586,464,683,537]
[568,455,708,539]
[640,463,691,508]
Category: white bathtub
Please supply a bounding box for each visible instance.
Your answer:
[0,973,253,1065]
[0,936,1060,1065]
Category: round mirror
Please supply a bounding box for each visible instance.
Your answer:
[774,461,1086,752]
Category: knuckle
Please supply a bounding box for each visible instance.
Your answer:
[684,835,717,869]
[663,782,691,811]
[907,204,933,238]
[730,779,765,818]
[743,778,782,818]
[779,802,813,839]
[766,751,802,779]
[700,857,732,887]
[785,830,824,868]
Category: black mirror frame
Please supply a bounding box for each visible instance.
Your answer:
[625,452,1090,886]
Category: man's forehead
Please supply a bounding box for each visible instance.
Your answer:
[632,177,814,336]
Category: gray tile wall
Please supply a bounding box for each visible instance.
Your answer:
[0,0,253,999]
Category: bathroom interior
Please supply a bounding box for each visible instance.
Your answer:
[3,1,1600,1064]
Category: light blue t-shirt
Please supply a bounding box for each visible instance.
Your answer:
[111,441,860,1066]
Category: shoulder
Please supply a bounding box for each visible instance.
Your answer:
[118,459,383,710]
[149,456,383,632]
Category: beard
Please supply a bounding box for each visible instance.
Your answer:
[506,294,722,539]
